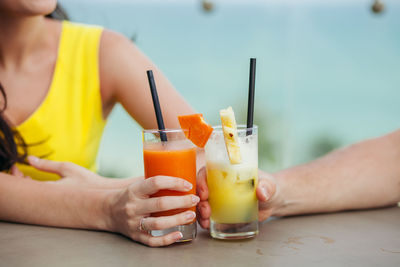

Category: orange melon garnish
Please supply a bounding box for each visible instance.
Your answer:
[178,114,213,148]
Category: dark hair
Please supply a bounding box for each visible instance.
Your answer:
[0,83,28,171]
[45,4,69,20]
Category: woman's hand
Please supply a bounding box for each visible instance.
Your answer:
[106,176,199,247]
[27,156,139,189]
[196,167,278,229]
[27,156,200,247]
[27,156,110,187]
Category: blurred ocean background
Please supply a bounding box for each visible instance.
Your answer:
[60,0,400,177]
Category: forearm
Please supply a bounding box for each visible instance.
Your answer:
[0,174,112,231]
[27,156,140,190]
[272,130,400,217]
[90,176,139,189]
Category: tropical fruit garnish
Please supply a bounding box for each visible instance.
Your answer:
[178,114,213,148]
[220,107,242,164]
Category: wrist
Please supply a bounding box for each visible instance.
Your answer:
[268,171,289,217]
[92,189,118,232]
[271,167,308,217]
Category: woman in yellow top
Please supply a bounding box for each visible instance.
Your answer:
[0,0,200,247]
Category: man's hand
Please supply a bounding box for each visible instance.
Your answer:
[196,167,278,229]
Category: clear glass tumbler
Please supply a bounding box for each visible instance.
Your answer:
[142,129,197,242]
[205,125,258,239]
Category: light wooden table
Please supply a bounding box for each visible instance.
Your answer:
[1,206,399,266]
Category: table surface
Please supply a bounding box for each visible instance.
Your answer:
[1,206,399,267]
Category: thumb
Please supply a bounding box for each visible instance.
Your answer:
[27,156,75,177]
[196,166,209,201]
[256,175,276,202]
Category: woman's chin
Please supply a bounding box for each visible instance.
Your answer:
[27,0,58,16]
[0,0,57,17]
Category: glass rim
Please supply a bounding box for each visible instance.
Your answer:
[143,125,257,134]
[142,128,187,134]
[211,124,258,132]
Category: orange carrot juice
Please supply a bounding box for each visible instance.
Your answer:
[143,146,196,217]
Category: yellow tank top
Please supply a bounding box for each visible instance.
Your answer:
[16,21,106,181]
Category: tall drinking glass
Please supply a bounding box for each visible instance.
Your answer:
[205,125,258,239]
[142,129,197,242]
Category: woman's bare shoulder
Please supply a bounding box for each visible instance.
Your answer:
[98,29,142,110]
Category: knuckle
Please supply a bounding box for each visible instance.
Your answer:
[123,204,131,216]
[124,203,137,217]
[128,191,137,201]
[197,167,206,178]
[59,162,72,172]
[197,201,205,212]
[151,176,163,189]
[199,200,207,208]
[152,220,162,230]
[155,198,166,211]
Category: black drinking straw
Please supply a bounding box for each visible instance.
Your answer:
[246,58,256,136]
[147,70,167,141]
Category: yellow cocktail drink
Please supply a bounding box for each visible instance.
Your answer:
[207,163,258,224]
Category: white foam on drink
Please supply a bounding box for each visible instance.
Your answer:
[205,129,258,168]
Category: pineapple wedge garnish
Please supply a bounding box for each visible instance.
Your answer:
[220,106,242,164]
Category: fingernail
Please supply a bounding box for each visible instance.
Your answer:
[184,181,193,190]
[175,232,183,240]
[192,195,200,204]
[262,187,269,200]
[185,211,196,220]
[27,156,39,164]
